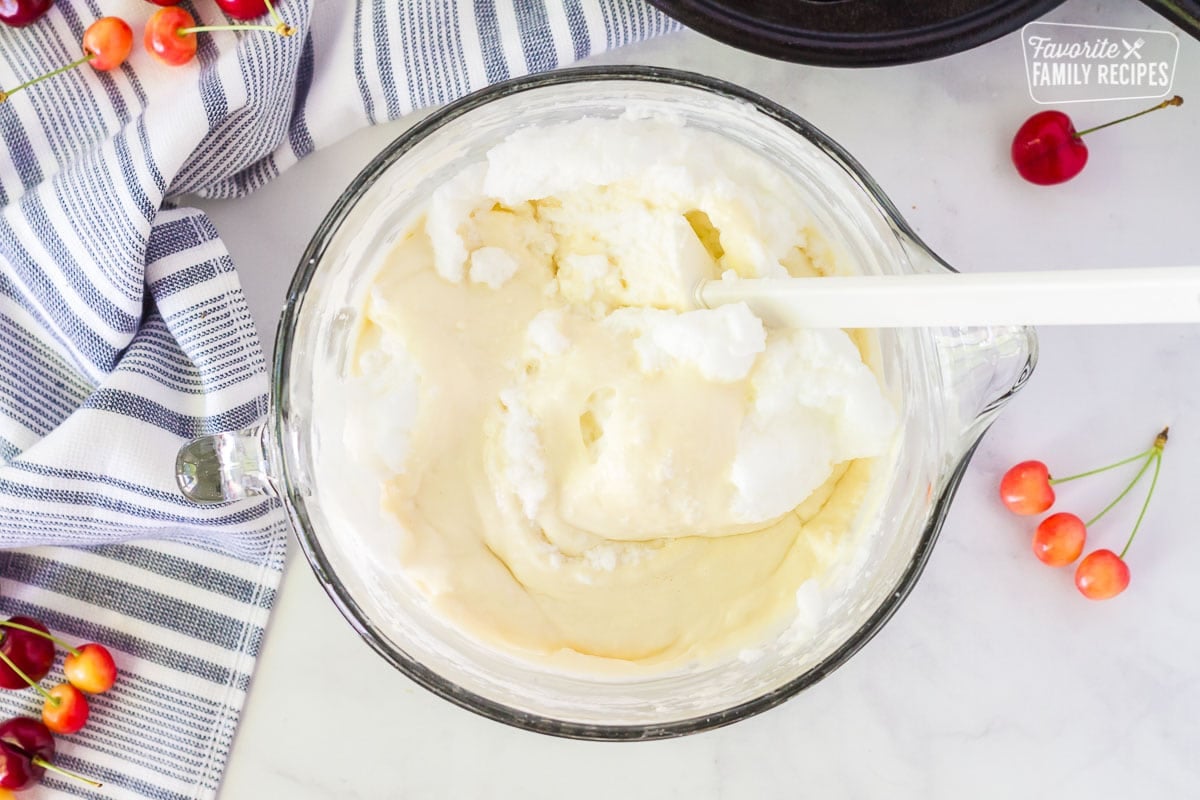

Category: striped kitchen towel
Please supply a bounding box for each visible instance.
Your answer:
[0,2,677,797]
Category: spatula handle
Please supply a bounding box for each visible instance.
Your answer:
[697,267,1200,328]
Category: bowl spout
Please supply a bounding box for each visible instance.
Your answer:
[933,324,1037,453]
[894,234,1039,455]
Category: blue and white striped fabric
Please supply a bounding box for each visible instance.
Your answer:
[0,2,677,797]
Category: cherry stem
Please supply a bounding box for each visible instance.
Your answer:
[1074,95,1184,138]
[0,650,55,703]
[0,53,95,104]
[32,757,103,788]
[1049,448,1153,485]
[1084,428,1168,528]
[1121,446,1164,559]
[1085,452,1155,528]
[180,21,296,37]
[0,621,81,658]
[263,0,294,35]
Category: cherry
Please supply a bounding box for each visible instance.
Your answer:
[0,618,54,690]
[1012,96,1184,185]
[0,718,52,791]
[1075,549,1130,600]
[42,684,89,735]
[82,16,133,71]
[999,460,1054,515]
[0,717,99,790]
[1032,512,1086,567]
[0,17,133,103]
[0,744,36,793]
[215,0,269,20]
[64,643,117,694]
[144,7,198,66]
[1011,112,1086,185]
[0,747,38,791]
[0,0,52,27]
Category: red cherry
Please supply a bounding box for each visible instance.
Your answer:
[1032,512,1086,567]
[42,684,89,735]
[0,718,52,791]
[0,0,52,27]
[1075,549,1130,600]
[82,17,134,71]
[0,617,54,690]
[215,0,269,20]
[1011,111,1087,186]
[0,717,100,791]
[1012,97,1184,186]
[0,716,99,789]
[999,460,1055,515]
[64,643,117,694]
[144,6,198,66]
[0,742,37,792]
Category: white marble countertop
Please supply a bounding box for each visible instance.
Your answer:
[196,1,1200,796]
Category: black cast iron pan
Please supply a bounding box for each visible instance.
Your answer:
[647,0,1200,67]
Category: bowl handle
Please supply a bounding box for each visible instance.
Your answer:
[175,426,277,503]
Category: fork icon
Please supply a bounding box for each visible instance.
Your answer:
[1122,37,1146,59]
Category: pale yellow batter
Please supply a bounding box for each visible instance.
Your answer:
[344,116,897,672]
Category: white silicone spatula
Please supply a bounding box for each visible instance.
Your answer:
[695,267,1200,328]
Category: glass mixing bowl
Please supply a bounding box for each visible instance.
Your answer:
[176,67,1036,739]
